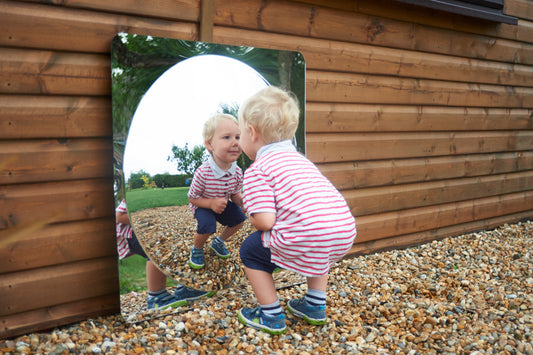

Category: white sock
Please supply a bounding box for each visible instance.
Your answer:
[261,300,282,317]
[305,288,326,306]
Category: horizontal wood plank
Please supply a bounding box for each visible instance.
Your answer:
[0,138,112,185]
[0,48,110,95]
[19,0,200,22]
[214,0,533,65]
[504,0,533,21]
[0,0,198,53]
[346,210,533,257]
[214,26,533,87]
[318,151,533,190]
[0,95,112,139]
[306,70,533,107]
[0,256,118,316]
[0,294,119,339]
[0,179,114,230]
[307,131,533,163]
[355,191,533,243]
[343,171,533,216]
[306,103,533,133]
[0,218,116,273]
[293,0,533,43]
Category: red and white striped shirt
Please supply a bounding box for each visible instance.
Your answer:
[116,199,133,260]
[243,141,357,276]
[188,157,243,213]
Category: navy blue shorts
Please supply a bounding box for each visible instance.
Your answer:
[127,231,149,259]
[194,201,246,234]
[240,231,278,273]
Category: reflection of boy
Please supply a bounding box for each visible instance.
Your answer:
[116,199,213,310]
[236,87,357,334]
[187,114,247,269]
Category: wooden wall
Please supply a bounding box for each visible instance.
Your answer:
[1,0,531,338]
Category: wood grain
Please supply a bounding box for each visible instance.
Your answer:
[306,70,533,107]
[354,191,533,243]
[306,103,533,132]
[343,171,533,216]
[0,0,198,53]
[318,151,533,190]
[214,0,533,64]
[0,218,115,273]
[214,26,533,87]
[0,139,112,185]
[0,179,114,230]
[347,210,533,256]
[307,131,533,163]
[0,95,112,139]
[0,257,118,316]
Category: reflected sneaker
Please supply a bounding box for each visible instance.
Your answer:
[146,291,187,310]
[174,286,216,302]
[210,238,230,259]
[189,248,204,269]
[238,307,286,335]
[287,297,326,325]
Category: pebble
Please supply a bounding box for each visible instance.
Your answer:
[1,221,532,354]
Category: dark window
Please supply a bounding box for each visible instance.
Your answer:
[393,0,517,24]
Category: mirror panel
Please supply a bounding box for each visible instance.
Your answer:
[112,33,305,321]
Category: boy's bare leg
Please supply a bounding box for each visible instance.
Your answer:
[307,274,328,292]
[219,221,244,241]
[193,233,211,249]
[146,260,167,292]
[243,266,278,305]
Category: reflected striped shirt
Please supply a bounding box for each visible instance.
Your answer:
[116,199,133,260]
[188,158,243,213]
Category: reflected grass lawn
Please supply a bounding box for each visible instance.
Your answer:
[125,186,189,213]
[119,255,176,294]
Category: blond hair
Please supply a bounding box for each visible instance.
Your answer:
[203,113,238,142]
[238,86,299,144]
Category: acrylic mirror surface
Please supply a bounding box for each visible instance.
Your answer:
[112,33,305,321]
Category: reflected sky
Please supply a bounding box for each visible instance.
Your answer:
[123,55,268,178]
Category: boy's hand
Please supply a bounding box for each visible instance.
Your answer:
[210,198,228,214]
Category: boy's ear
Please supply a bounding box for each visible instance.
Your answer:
[249,125,259,142]
[205,139,213,152]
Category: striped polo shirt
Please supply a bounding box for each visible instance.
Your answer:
[243,140,357,276]
[188,156,243,213]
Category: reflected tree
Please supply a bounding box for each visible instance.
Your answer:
[167,143,207,175]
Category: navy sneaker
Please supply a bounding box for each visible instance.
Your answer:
[174,286,216,302]
[287,297,326,325]
[238,307,286,335]
[146,291,187,310]
[210,238,230,259]
[189,247,204,269]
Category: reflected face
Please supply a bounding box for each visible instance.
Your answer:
[206,118,241,170]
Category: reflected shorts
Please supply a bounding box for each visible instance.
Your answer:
[194,201,246,234]
[127,231,149,259]
[240,230,278,273]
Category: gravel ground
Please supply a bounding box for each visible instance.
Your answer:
[2,221,532,355]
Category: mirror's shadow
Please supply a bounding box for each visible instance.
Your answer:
[112,33,306,322]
